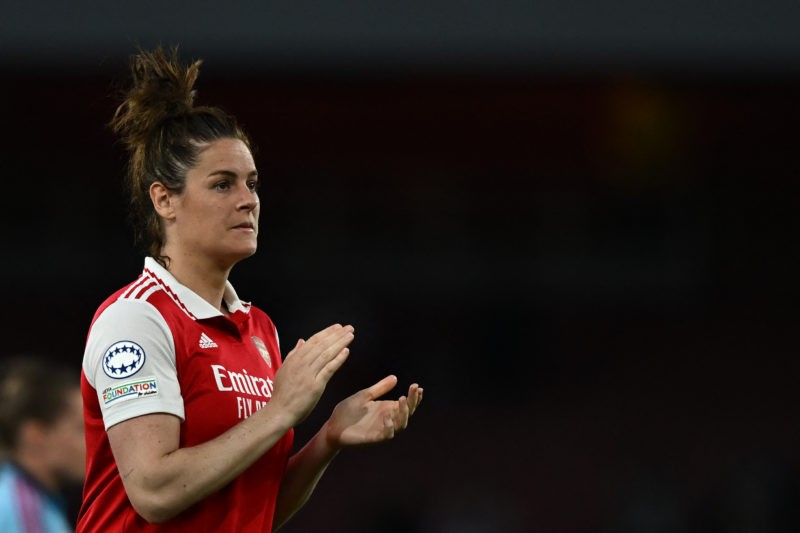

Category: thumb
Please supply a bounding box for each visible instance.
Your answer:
[362,375,398,401]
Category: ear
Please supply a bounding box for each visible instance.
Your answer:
[149,182,176,221]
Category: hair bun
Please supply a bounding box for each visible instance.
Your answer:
[111,46,202,148]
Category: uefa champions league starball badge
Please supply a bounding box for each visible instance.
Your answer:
[103,341,146,378]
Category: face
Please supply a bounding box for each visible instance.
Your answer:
[42,388,86,484]
[162,138,260,267]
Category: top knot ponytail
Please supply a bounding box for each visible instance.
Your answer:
[110,46,251,262]
[111,47,201,148]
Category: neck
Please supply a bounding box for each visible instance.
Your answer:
[160,249,233,311]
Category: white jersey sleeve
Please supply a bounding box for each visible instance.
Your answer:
[83,298,185,429]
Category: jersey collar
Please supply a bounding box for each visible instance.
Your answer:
[144,257,251,320]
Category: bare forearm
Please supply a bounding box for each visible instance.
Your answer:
[110,324,357,524]
[273,378,423,528]
[117,405,293,523]
[273,424,340,530]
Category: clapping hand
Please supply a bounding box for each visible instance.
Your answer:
[323,375,424,448]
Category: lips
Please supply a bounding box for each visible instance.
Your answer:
[232,222,255,230]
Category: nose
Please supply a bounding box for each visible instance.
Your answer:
[236,182,259,212]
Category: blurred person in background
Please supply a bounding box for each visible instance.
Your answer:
[0,356,85,532]
[77,47,423,532]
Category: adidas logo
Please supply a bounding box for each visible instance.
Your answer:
[199,332,218,349]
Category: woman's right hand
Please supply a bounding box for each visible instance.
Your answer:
[269,324,355,426]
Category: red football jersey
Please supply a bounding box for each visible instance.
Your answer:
[78,258,293,532]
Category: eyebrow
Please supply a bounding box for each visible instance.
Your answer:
[207,170,259,179]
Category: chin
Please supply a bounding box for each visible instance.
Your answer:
[245,241,258,256]
[230,245,258,262]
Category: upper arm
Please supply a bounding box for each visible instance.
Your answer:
[83,299,187,521]
[83,299,184,429]
[106,412,182,522]
[107,413,181,485]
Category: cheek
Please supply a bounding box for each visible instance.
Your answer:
[56,410,86,453]
[177,194,218,219]
[178,203,221,237]
[57,428,86,471]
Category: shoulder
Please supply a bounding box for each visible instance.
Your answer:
[90,298,172,337]
[90,270,194,338]
[0,468,19,529]
[247,306,279,337]
[92,269,195,327]
[91,272,157,320]
[84,299,177,385]
[246,304,274,326]
[0,462,16,489]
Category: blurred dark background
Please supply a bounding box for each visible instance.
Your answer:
[2,1,800,531]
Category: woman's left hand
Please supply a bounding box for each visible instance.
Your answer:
[323,375,424,449]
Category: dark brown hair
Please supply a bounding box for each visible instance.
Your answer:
[0,356,78,451]
[110,46,251,261]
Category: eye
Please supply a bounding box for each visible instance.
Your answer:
[213,180,231,191]
[247,180,259,192]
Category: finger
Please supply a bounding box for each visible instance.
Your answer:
[307,324,354,346]
[316,346,351,383]
[286,338,305,358]
[406,384,423,416]
[295,324,351,363]
[396,396,410,430]
[311,329,355,375]
[406,384,418,413]
[413,387,424,415]
[362,375,398,401]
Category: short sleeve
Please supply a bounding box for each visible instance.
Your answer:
[83,298,185,429]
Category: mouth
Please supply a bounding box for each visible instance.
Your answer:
[232,222,256,232]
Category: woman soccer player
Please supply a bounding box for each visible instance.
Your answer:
[77,47,423,532]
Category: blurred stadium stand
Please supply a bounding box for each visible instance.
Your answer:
[2,2,799,531]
